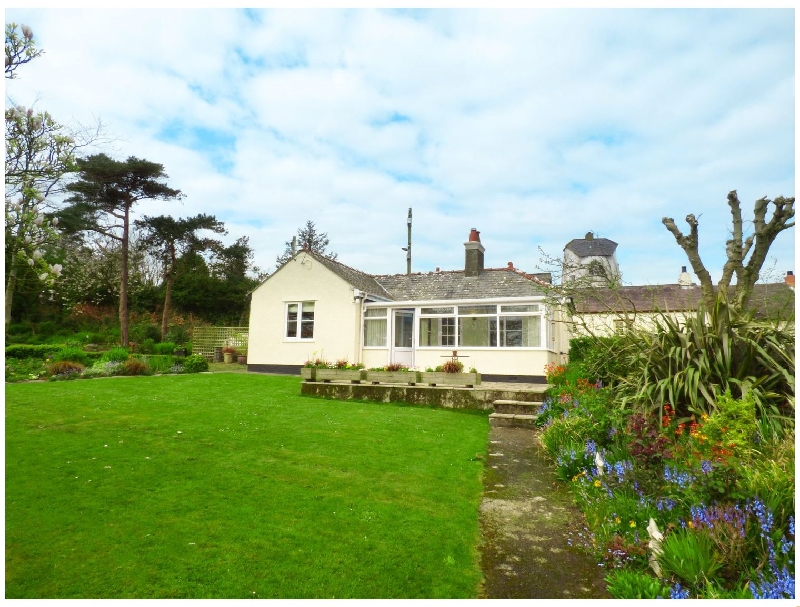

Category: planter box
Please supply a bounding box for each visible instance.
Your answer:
[365,370,421,385]
[314,368,363,383]
[420,372,481,387]
[300,367,316,381]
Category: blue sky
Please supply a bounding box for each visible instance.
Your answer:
[5,8,795,285]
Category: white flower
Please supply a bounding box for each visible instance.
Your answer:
[32,250,43,260]
[39,273,48,281]
[27,258,34,267]
[51,217,58,226]
[34,215,43,226]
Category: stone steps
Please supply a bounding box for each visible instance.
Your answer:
[489,399,542,428]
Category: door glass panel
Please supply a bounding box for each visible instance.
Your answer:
[394,311,413,348]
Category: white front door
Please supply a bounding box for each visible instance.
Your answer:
[391,309,414,367]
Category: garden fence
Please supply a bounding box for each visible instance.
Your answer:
[193,327,249,361]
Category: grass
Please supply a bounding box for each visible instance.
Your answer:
[6,374,489,598]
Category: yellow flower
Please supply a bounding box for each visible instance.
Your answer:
[687,521,694,528]
[594,480,602,488]
[615,517,621,524]
[629,520,636,528]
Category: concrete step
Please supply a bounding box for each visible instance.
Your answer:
[492,400,543,416]
[489,412,539,428]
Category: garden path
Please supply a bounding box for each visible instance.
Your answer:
[479,425,609,599]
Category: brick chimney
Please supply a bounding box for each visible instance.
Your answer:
[464,228,485,277]
[786,270,794,290]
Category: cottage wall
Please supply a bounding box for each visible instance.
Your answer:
[248,254,361,366]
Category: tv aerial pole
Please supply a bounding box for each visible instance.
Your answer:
[401,208,412,274]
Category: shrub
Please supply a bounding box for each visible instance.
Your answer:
[618,299,794,427]
[385,362,410,372]
[440,359,464,373]
[120,359,149,376]
[605,569,669,599]
[145,355,176,375]
[46,360,84,380]
[140,338,156,354]
[153,342,177,356]
[5,344,62,360]
[102,347,130,363]
[657,528,723,589]
[35,321,59,338]
[51,347,89,367]
[183,354,209,373]
[7,323,33,337]
[132,323,161,344]
[165,325,190,345]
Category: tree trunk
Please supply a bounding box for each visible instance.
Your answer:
[5,264,18,329]
[119,203,130,347]
[161,275,173,340]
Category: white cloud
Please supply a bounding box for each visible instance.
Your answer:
[5,7,794,284]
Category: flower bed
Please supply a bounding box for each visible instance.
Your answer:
[301,360,480,387]
[537,362,795,600]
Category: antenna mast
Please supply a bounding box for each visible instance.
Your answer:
[403,208,412,274]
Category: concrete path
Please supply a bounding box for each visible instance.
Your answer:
[479,425,609,599]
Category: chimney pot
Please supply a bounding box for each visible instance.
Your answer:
[787,271,794,276]
[435,267,440,273]
[682,266,687,272]
[508,262,514,269]
[468,228,481,243]
[585,231,594,241]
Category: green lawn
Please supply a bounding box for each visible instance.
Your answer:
[6,374,488,598]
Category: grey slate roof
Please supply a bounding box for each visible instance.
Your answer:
[570,282,795,319]
[373,268,550,301]
[564,237,618,258]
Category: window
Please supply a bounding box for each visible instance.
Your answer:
[286,301,314,339]
[364,308,387,347]
[416,302,545,349]
[419,307,456,347]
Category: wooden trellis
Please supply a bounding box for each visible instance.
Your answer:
[192,327,249,361]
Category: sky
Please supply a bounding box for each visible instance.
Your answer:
[4,7,795,286]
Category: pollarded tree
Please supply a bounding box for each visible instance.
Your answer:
[62,154,184,346]
[663,191,794,311]
[135,214,226,339]
[275,220,337,266]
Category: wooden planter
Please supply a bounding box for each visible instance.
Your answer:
[364,370,421,385]
[419,372,481,387]
[305,368,363,383]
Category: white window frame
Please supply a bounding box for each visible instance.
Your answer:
[285,301,315,341]
[363,307,389,348]
[418,307,457,348]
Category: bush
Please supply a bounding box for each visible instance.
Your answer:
[145,355,176,375]
[46,360,84,380]
[5,344,62,360]
[153,342,177,356]
[132,323,161,344]
[51,347,89,367]
[439,360,464,373]
[657,528,723,589]
[140,338,156,354]
[605,570,669,599]
[35,321,59,338]
[102,347,130,363]
[7,323,33,337]
[182,354,209,374]
[165,325,190,344]
[120,359,149,376]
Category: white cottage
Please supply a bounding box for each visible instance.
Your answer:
[247,229,564,382]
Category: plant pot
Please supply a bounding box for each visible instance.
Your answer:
[223,352,234,364]
[419,372,481,387]
[237,355,247,365]
[315,368,362,383]
[365,370,421,385]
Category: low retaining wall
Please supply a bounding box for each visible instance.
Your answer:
[300,382,547,410]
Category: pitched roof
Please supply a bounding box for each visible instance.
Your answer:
[373,268,550,301]
[569,282,795,319]
[564,237,618,258]
[300,250,394,300]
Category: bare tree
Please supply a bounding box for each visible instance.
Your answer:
[663,191,794,310]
